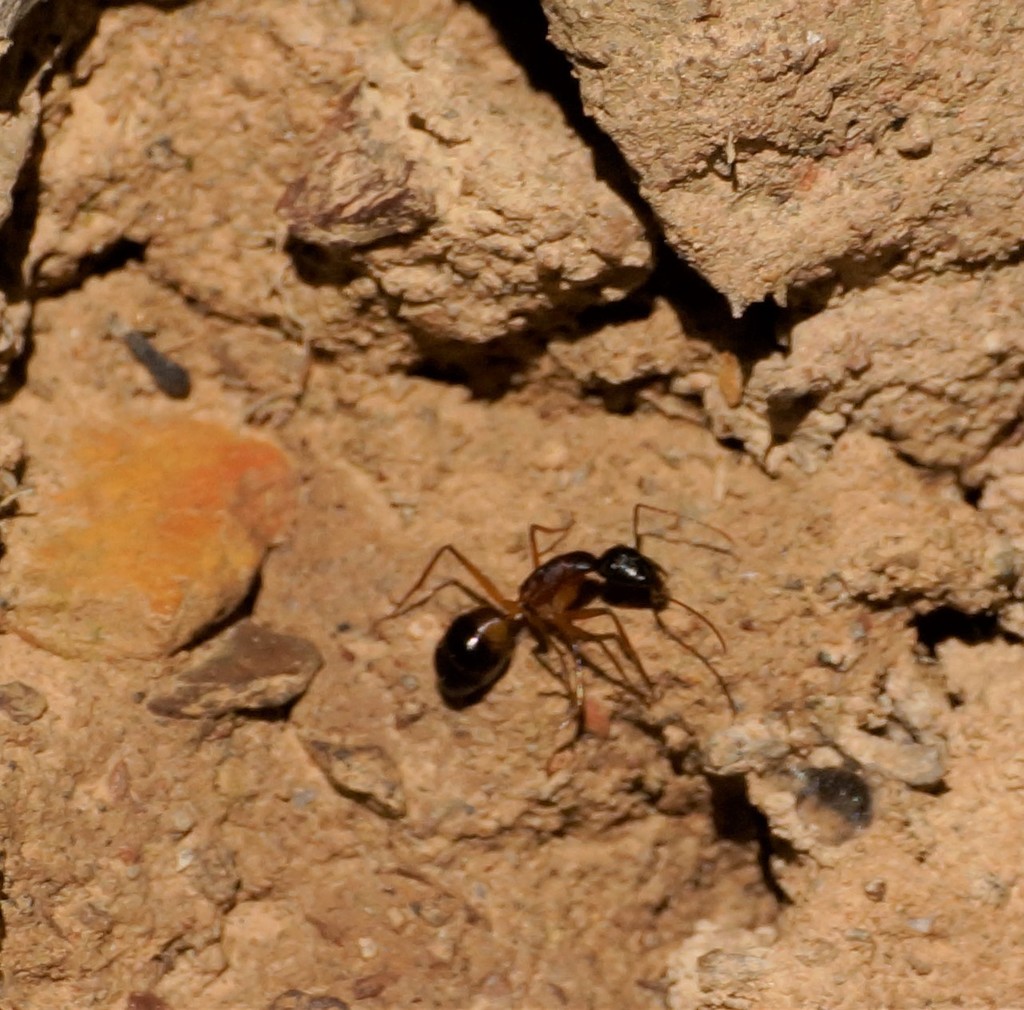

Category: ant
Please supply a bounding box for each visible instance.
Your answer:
[378,505,735,726]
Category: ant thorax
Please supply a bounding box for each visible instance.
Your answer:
[517,550,599,612]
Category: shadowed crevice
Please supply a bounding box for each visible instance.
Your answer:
[911,607,1001,657]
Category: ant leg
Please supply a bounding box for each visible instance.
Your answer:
[550,636,591,750]
[654,611,737,715]
[558,607,655,698]
[378,545,516,626]
[530,634,589,748]
[581,634,652,703]
[379,578,494,628]
[537,629,624,769]
[665,595,727,654]
[548,616,647,701]
[550,636,587,715]
[524,616,580,705]
[633,502,735,556]
[527,517,576,568]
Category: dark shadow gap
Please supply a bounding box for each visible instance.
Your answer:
[0,1,100,112]
[961,484,983,508]
[708,773,791,904]
[30,237,148,298]
[407,330,549,401]
[178,572,262,653]
[765,388,824,444]
[465,0,788,360]
[0,129,41,297]
[0,0,114,291]
[238,695,304,724]
[911,607,1001,657]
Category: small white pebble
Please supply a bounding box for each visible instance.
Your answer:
[407,613,442,642]
[534,440,569,471]
[169,807,196,834]
[290,788,316,808]
[358,936,379,959]
[427,935,455,963]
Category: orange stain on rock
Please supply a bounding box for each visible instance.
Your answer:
[8,418,298,659]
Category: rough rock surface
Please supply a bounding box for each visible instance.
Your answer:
[0,0,101,382]
[279,34,651,343]
[28,0,381,352]
[28,0,651,359]
[668,639,1024,1008]
[544,0,1024,311]
[798,432,1016,612]
[701,268,1024,474]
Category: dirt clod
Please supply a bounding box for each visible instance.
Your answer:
[0,679,47,723]
[148,619,323,719]
[302,736,408,821]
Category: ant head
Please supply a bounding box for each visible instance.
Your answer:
[596,545,666,599]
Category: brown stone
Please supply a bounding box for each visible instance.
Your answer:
[0,681,47,724]
[302,734,407,820]
[7,418,297,659]
[147,619,323,719]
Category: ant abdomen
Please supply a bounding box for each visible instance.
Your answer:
[435,606,519,702]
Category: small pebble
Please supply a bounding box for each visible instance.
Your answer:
[290,788,316,809]
[717,350,744,407]
[863,878,887,902]
[168,806,196,834]
[352,972,394,1000]
[267,991,350,1010]
[893,113,933,158]
[148,619,323,719]
[0,681,47,724]
[534,440,569,470]
[7,417,297,660]
[123,329,192,399]
[798,766,873,828]
[302,735,407,820]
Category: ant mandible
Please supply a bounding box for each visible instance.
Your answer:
[378,505,735,723]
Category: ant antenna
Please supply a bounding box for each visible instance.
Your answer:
[655,612,737,715]
[632,502,734,556]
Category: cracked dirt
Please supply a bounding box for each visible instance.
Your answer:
[0,1,1022,1008]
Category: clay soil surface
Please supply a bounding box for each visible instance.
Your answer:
[0,2,1022,1009]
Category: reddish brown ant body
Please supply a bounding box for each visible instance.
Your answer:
[379,505,733,720]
